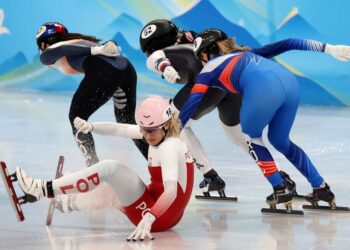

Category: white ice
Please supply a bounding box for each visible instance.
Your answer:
[1,90,350,250]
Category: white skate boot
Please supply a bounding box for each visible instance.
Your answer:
[55,194,77,213]
[16,167,46,203]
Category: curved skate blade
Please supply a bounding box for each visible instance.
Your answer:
[46,156,64,226]
[0,162,25,222]
[302,204,350,213]
[195,195,238,202]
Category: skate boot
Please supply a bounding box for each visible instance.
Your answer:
[199,169,226,197]
[16,167,46,203]
[266,181,293,209]
[262,181,303,215]
[54,194,77,213]
[279,171,297,195]
[305,183,335,207]
[75,132,99,167]
[303,183,350,212]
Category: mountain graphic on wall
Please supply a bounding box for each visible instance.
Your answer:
[273,7,323,41]
[173,0,260,47]
[112,32,146,69]
[99,13,143,49]
[0,52,28,75]
[0,57,79,91]
[296,75,343,105]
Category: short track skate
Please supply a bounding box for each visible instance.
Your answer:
[302,200,350,213]
[195,174,237,202]
[195,189,238,202]
[302,183,350,212]
[46,156,65,226]
[261,201,304,215]
[0,161,26,221]
[261,182,304,215]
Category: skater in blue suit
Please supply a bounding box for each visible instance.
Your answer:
[178,28,350,208]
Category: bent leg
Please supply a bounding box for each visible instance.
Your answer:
[267,77,324,188]
[52,160,147,206]
[240,71,286,187]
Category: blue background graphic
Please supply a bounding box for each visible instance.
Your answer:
[0,0,349,105]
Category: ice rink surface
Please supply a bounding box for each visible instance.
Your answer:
[1,90,350,250]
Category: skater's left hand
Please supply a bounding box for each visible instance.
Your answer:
[325,44,350,62]
[74,117,93,134]
[127,212,156,241]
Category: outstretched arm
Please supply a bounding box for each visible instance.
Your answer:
[40,41,120,65]
[251,38,326,58]
[251,38,350,61]
[73,117,143,139]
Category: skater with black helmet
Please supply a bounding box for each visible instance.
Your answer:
[139,19,349,201]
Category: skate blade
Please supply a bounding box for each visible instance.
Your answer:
[302,204,350,213]
[261,207,304,216]
[0,162,25,222]
[46,156,64,226]
[195,195,238,202]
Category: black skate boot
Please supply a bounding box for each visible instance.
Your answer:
[266,181,293,208]
[195,169,237,202]
[303,183,350,212]
[279,171,296,195]
[262,181,304,215]
[279,170,309,201]
[200,169,226,196]
[305,183,335,206]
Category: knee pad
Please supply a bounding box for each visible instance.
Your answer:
[113,87,127,110]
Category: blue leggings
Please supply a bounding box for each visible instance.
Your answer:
[239,63,324,188]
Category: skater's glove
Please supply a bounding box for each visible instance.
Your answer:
[163,66,180,83]
[73,117,93,134]
[127,212,156,241]
[325,44,350,62]
[91,41,121,57]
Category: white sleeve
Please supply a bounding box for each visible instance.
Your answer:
[146,50,171,74]
[159,140,179,182]
[92,122,143,139]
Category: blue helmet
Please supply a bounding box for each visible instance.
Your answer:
[36,22,68,49]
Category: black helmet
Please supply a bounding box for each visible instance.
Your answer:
[193,28,227,59]
[139,19,179,54]
[36,22,68,49]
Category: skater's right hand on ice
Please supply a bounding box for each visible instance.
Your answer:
[163,66,180,83]
[91,41,121,57]
[127,212,156,241]
[74,117,93,134]
[325,44,350,62]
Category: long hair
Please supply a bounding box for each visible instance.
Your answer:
[46,33,101,46]
[165,115,181,138]
[216,37,250,54]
